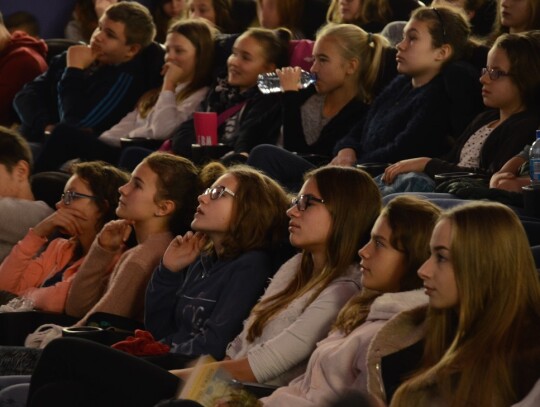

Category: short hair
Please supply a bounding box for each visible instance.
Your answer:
[238,27,292,68]
[105,2,156,48]
[4,11,40,37]
[492,31,540,108]
[72,161,130,231]
[0,126,32,171]
[218,165,290,259]
[143,152,202,236]
[411,6,472,63]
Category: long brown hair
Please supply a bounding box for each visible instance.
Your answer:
[392,202,540,406]
[138,18,215,118]
[246,166,381,342]
[334,196,441,335]
[327,0,392,27]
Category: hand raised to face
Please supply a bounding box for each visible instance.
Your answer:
[162,231,208,272]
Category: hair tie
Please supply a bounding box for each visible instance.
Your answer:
[367,32,375,48]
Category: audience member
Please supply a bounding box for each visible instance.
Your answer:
[25,166,379,406]
[188,0,237,33]
[391,202,540,406]
[171,27,290,159]
[380,32,540,194]
[153,0,188,43]
[432,0,497,38]
[33,18,215,172]
[4,11,40,38]
[0,128,52,263]
[66,153,201,324]
[14,2,163,143]
[488,0,540,43]
[0,161,128,313]
[261,196,440,406]
[0,11,47,126]
[326,0,421,32]
[247,23,392,191]
[256,0,305,38]
[64,0,116,43]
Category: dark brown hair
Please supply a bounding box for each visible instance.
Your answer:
[105,2,156,48]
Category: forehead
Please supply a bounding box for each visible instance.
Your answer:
[65,174,93,194]
[99,16,127,39]
[313,36,341,56]
[165,32,195,48]
[431,218,453,247]
[404,18,432,35]
[486,47,510,69]
[191,0,212,7]
[214,173,238,189]
[372,214,392,238]
[299,177,320,195]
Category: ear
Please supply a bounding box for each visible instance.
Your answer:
[13,160,31,182]
[435,44,453,63]
[346,58,360,76]
[126,43,142,60]
[155,199,175,217]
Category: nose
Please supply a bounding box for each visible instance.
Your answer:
[227,53,237,67]
[479,69,490,84]
[310,60,318,74]
[396,38,406,52]
[417,257,431,280]
[358,241,371,259]
[198,192,210,204]
[286,204,299,218]
[118,182,130,196]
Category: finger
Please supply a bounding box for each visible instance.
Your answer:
[122,223,133,242]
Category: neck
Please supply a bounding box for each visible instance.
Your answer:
[499,102,525,124]
[310,250,327,274]
[18,182,35,201]
[411,68,441,88]
[133,218,169,244]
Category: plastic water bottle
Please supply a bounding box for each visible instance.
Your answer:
[530,130,540,185]
[257,70,316,94]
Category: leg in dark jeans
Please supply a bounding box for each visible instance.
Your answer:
[28,337,180,407]
[247,145,315,192]
[33,124,120,173]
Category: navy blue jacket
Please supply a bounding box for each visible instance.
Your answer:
[334,61,484,164]
[145,250,274,361]
[13,43,164,142]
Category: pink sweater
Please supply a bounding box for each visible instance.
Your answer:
[0,229,85,312]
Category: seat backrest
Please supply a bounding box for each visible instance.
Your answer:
[44,38,84,64]
[30,171,71,209]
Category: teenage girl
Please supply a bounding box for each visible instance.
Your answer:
[188,0,237,33]
[381,31,540,194]
[489,0,540,43]
[33,19,215,172]
[326,0,421,32]
[256,0,305,38]
[392,201,540,406]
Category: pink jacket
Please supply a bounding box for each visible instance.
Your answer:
[0,229,85,312]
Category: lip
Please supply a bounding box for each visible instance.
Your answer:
[396,55,405,63]
[423,285,435,295]
[195,206,204,216]
[360,264,370,273]
[288,221,300,232]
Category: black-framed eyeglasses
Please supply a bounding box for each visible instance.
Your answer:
[481,67,511,81]
[290,194,325,211]
[432,8,447,43]
[203,185,236,200]
[61,190,98,205]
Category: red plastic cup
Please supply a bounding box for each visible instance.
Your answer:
[193,112,218,146]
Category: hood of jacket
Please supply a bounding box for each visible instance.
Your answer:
[1,31,47,59]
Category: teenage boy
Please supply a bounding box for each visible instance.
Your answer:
[14,2,163,143]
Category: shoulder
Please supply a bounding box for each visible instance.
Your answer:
[368,289,428,321]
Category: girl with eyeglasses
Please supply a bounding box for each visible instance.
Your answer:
[380,31,540,194]
[391,202,540,406]
[261,196,440,406]
[24,166,379,406]
[64,153,202,325]
[0,161,128,313]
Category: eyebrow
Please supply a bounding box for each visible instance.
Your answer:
[372,234,388,243]
[133,176,145,185]
[432,245,450,252]
[404,28,419,35]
